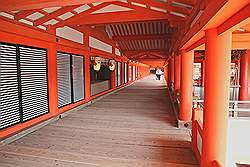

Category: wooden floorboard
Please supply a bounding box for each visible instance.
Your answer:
[0,75,199,167]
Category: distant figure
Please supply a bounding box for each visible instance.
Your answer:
[156,68,163,80]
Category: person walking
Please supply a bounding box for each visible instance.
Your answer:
[156,68,163,80]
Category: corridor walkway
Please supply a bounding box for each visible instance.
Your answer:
[0,75,198,167]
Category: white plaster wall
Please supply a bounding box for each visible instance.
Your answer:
[56,26,83,44]
[89,36,112,53]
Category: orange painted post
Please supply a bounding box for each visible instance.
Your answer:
[121,62,125,85]
[47,27,59,116]
[201,29,231,167]
[239,51,249,100]
[248,50,250,89]
[47,42,59,116]
[111,70,116,89]
[179,50,194,121]
[84,53,91,101]
[235,60,240,85]
[174,54,181,94]
[84,34,91,101]
[201,61,205,86]
[168,62,172,86]
[171,57,175,85]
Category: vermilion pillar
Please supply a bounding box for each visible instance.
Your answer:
[235,60,240,85]
[201,29,231,167]
[239,52,249,100]
[121,62,124,85]
[179,50,194,121]
[171,57,175,84]
[84,34,91,101]
[168,62,172,86]
[201,61,205,86]
[248,50,250,89]
[174,54,181,93]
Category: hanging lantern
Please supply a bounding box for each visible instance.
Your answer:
[93,56,101,71]
[109,59,115,71]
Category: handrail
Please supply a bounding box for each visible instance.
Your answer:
[192,99,250,118]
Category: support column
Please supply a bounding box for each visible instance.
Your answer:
[84,34,91,101]
[174,54,181,93]
[235,60,240,85]
[179,50,194,121]
[168,62,172,86]
[201,29,231,167]
[47,26,59,116]
[201,61,205,86]
[248,51,250,98]
[121,62,124,85]
[239,52,249,100]
[171,57,175,85]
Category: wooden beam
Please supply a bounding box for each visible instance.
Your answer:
[53,2,111,28]
[124,49,168,55]
[185,37,205,52]
[113,34,172,41]
[0,0,117,12]
[14,9,39,20]
[64,10,182,26]
[54,1,185,27]
[218,4,250,35]
[129,0,191,16]
[34,5,80,26]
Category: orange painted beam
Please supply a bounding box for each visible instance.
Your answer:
[177,0,249,52]
[34,5,80,26]
[129,0,191,16]
[218,4,250,35]
[186,37,205,52]
[59,1,185,26]
[0,0,117,12]
[14,9,38,20]
[53,2,111,28]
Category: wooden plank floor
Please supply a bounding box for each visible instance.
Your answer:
[0,75,199,167]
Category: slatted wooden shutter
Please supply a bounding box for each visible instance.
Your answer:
[116,62,121,87]
[19,46,49,121]
[57,52,72,108]
[72,55,84,102]
[0,43,20,129]
[124,63,128,84]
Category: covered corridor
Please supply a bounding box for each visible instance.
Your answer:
[0,75,198,167]
[0,0,250,166]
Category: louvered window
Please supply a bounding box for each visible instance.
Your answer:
[133,66,136,80]
[72,55,84,102]
[0,43,48,129]
[57,52,71,107]
[19,46,48,121]
[116,62,121,87]
[57,52,84,108]
[124,63,128,84]
[0,44,20,129]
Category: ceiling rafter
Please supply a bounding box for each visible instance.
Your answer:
[14,9,39,20]
[52,2,111,28]
[113,1,186,21]
[53,2,185,27]
[33,5,80,26]
[0,0,117,12]
[112,34,171,41]
[128,0,191,16]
